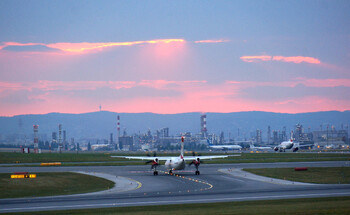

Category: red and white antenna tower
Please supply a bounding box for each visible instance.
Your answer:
[117,115,120,150]
[200,114,207,138]
[33,125,39,153]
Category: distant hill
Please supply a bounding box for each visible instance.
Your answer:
[0,111,349,140]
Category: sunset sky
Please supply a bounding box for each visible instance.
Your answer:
[1,0,350,116]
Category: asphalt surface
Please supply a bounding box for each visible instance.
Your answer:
[1,161,350,213]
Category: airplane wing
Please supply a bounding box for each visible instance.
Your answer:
[183,154,240,160]
[111,156,173,161]
[112,154,240,161]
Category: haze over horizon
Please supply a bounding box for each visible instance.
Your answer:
[1,1,350,116]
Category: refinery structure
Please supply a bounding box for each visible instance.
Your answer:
[1,112,349,153]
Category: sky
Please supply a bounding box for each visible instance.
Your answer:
[0,0,350,116]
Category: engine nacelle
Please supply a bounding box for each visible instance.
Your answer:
[189,157,200,167]
[195,157,200,165]
[152,158,159,165]
[274,147,279,151]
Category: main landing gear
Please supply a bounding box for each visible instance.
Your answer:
[148,158,159,176]
[189,158,201,175]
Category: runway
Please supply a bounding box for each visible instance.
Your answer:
[1,161,350,213]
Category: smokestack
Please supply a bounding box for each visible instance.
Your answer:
[63,130,66,150]
[117,115,120,150]
[33,125,39,153]
[200,114,207,138]
[58,124,62,153]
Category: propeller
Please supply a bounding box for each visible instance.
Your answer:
[189,157,202,166]
[146,158,159,169]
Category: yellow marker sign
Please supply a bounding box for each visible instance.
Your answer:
[40,162,61,166]
[11,174,36,179]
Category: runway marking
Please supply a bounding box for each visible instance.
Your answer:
[159,170,213,191]
[2,192,350,212]
[123,177,142,191]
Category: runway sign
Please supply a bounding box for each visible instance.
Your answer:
[40,162,61,166]
[11,174,36,179]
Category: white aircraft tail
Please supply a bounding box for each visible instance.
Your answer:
[180,136,184,158]
[207,138,213,146]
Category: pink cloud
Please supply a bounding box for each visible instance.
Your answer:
[1,79,350,116]
[0,80,208,94]
[240,55,321,64]
[226,78,350,88]
[272,56,320,64]
[0,39,186,54]
[138,80,207,89]
[240,55,272,62]
[0,38,228,55]
[48,39,186,53]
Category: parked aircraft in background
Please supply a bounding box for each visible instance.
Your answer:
[274,132,314,152]
[249,143,272,151]
[207,139,242,150]
[274,138,295,152]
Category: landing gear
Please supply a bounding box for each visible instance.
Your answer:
[149,158,159,176]
[169,170,173,174]
[189,158,201,175]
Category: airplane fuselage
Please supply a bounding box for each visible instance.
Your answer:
[209,145,242,150]
[164,156,186,170]
[280,141,294,149]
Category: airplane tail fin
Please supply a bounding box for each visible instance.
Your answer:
[207,138,213,146]
[181,136,184,158]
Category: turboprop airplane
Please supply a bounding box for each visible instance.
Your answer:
[112,137,236,176]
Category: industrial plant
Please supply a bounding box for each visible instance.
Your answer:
[1,112,348,153]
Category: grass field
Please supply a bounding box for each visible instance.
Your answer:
[1,152,349,166]
[0,172,114,198]
[244,167,350,184]
[9,197,350,215]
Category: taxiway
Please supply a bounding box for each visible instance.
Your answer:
[1,161,350,213]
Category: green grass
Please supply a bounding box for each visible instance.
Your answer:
[1,151,349,166]
[8,197,350,215]
[0,152,126,163]
[244,167,350,184]
[1,172,114,198]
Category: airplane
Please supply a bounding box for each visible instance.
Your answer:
[112,136,237,176]
[274,138,295,152]
[274,132,313,152]
[249,143,272,151]
[207,139,242,150]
